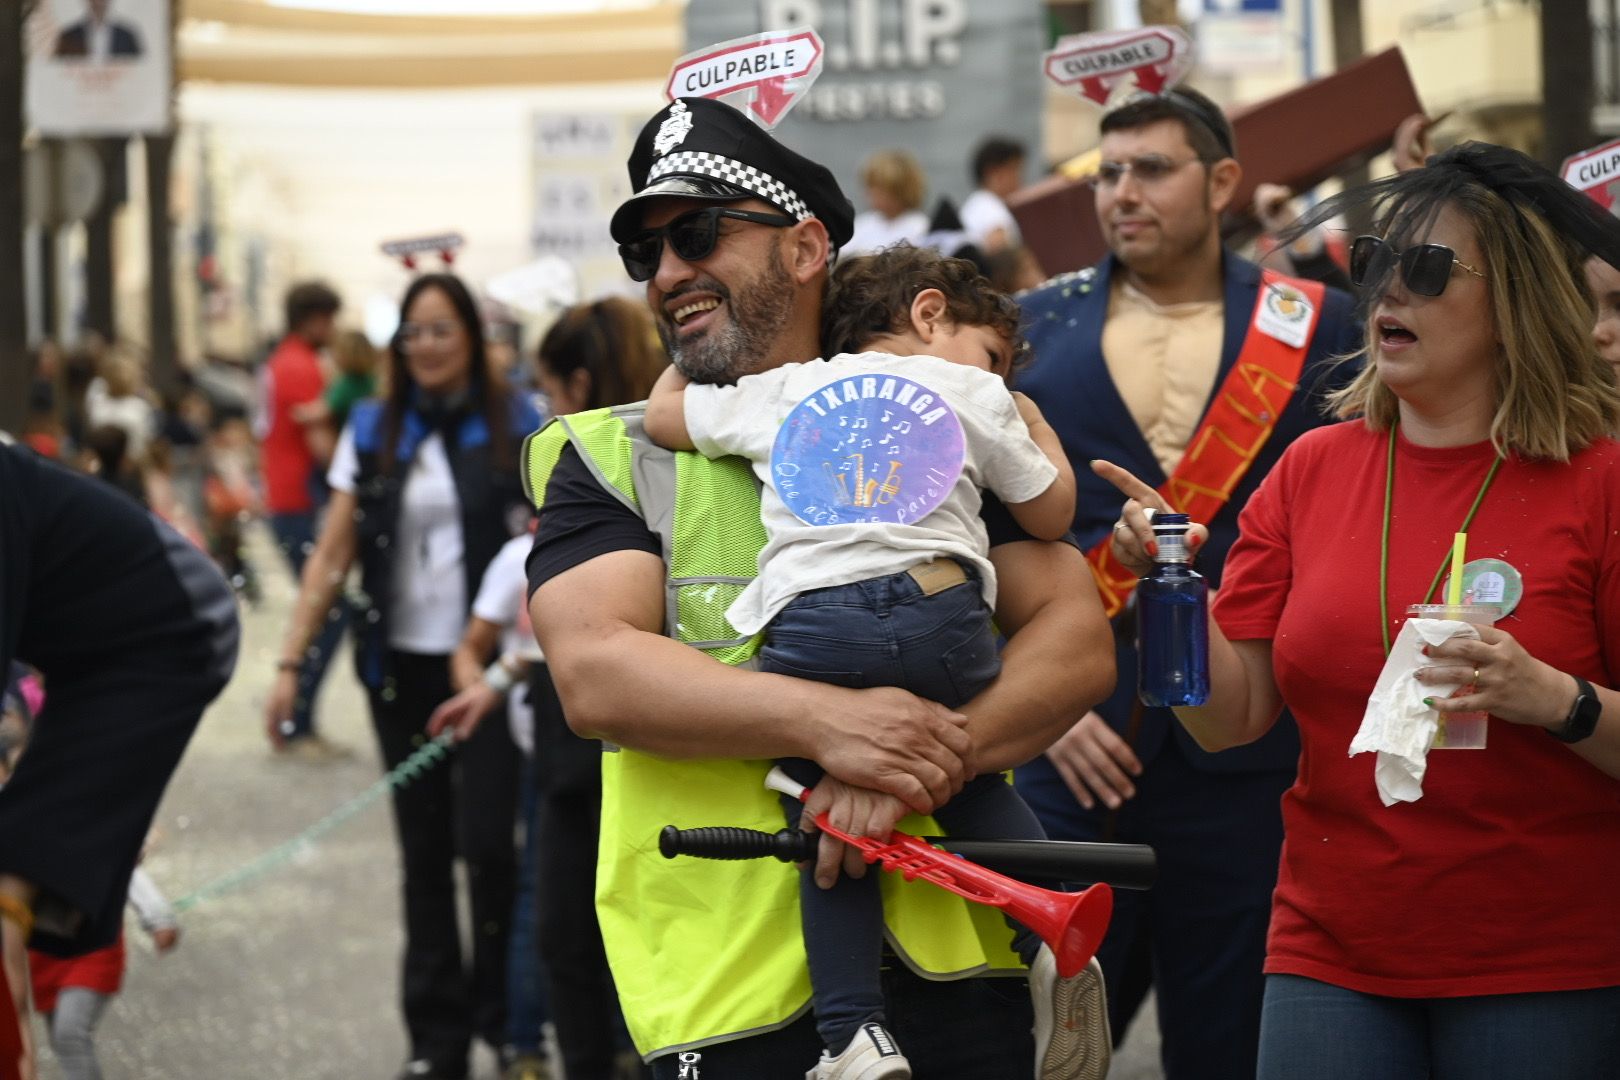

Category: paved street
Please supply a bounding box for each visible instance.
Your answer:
[33,524,1162,1080]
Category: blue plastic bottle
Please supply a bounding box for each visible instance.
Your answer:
[1137,512,1210,707]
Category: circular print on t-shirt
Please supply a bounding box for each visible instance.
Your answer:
[769,372,966,527]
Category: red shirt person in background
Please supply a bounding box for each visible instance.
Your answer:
[260,283,339,517]
[257,281,351,759]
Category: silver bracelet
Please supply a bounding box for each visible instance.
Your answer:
[483,658,516,694]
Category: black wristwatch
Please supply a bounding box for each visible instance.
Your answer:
[1549,675,1602,743]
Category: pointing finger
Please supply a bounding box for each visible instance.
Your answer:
[1092,459,1166,509]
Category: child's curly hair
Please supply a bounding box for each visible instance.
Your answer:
[821,244,1028,374]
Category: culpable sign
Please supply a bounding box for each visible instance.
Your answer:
[1042,26,1195,107]
[666,29,825,129]
[1563,137,1620,213]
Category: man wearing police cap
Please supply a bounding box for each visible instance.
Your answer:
[522,96,1115,1078]
[1012,87,1359,1079]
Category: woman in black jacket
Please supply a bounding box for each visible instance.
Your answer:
[264,274,542,1080]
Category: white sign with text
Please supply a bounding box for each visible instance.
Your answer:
[1043,26,1195,107]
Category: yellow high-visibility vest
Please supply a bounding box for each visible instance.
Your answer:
[523,405,1024,1061]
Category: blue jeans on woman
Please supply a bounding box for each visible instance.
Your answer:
[1258,973,1620,1080]
[761,562,1046,1056]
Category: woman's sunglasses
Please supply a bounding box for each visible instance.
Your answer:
[1349,235,1487,297]
[619,206,798,282]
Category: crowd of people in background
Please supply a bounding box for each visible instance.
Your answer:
[21,332,284,608]
[6,117,1341,594]
[10,127,1054,634]
[8,99,1620,1080]
[2,124,1064,1080]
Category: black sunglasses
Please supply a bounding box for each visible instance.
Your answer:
[1349,235,1486,297]
[619,206,798,282]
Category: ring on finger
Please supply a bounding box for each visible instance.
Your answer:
[1472,666,1480,684]
[1114,521,1130,532]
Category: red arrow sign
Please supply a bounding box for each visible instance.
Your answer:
[666,30,824,129]
[749,76,798,127]
[1043,26,1194,107]
[1134,60,1170,95]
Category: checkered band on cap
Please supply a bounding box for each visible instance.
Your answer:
[648,152,812,222]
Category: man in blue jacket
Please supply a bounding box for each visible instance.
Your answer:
[1015,87,1359,1080]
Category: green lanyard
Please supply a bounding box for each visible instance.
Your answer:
[1378,424,1505,656]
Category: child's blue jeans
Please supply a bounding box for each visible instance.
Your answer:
[761,560,1046,1055]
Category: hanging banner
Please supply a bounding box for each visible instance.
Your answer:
[684,0,1045,204]
[25,0,172,136]
[667,29,825,128]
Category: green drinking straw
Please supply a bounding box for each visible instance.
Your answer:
[1447,533,1467,606]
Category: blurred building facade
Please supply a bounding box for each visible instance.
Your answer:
[20,0,1571,363]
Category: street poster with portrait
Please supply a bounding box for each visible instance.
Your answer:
[25,0,171,136]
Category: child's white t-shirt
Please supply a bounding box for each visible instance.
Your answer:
[473,533,543,664]
[682,352,1058,636]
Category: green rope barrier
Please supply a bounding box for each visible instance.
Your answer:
[169,731,456,914]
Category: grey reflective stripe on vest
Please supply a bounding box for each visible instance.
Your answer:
[557,414,638,515]
[563,405,759,665]
[623,411,677,545]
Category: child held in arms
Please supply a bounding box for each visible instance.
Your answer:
[645,244,1107,1080]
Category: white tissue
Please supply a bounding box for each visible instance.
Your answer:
[1349,619,1482,806]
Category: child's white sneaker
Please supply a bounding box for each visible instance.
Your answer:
[1030,946,1110,1080]
[805,1022,912,1080]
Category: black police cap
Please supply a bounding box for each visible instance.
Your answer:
[611,97,855,250]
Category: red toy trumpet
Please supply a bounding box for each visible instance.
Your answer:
[765,767,1113,979]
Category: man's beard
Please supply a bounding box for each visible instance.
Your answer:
[1111,190,1216,277]
[658,246,795,385]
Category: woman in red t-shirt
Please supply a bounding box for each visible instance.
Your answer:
[1097,142,1620,1078]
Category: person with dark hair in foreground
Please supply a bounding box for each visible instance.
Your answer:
[0,438,239,1080]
